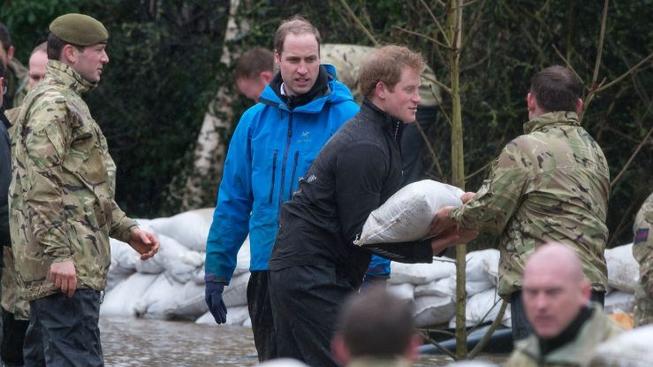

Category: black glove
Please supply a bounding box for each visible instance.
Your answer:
[205,275,227,324]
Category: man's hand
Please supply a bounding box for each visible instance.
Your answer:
[48,260,77,297]
[430,227,479,255]
[461,191,476,204]
[128,227,160,260]
[205,278,227,324]
[429,206,457,238]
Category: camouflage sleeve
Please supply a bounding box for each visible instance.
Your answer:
[23,96,75,262]
[450,138,529,234]
[633,193,653,296]
[109,200,137,243]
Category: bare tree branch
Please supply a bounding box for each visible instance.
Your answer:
[336,0,380,46]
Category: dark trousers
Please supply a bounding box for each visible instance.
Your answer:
[24,289,103,367]
[269,265,355,367]
[247,271,277,362]
[510,289,605,341]
[2,308,29,366]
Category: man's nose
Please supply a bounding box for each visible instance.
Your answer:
[101,50,109,64]
[297,62,307,74]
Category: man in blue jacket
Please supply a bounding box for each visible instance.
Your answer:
[204,16,389,361]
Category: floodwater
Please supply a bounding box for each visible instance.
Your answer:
[100,317,506,366]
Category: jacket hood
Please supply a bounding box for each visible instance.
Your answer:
[258,64,355,113]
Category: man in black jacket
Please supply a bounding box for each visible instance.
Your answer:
[268,45,474,367]
[0,60,11,255]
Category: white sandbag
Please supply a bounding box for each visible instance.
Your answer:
[388,258,456,285]
[604,291,635,314]
[134,273,183,319]
[428,274,491,298]
[233,236,251,277]
[148,208,214,252]
[226,305,250,325]
[587,325,653,367]
[460,288,510,327]
[195,311,215,325]
[192,268,205,285]
[605,243,639,293]
[387,283,415,300]
[110,238,140,273]
[355,180,463,245]
[415,279,451,298]
[157,234,204,283]
[173,281,208,319]
[223,272,250,308]
[243,317,252,328]
[466,249,500,286]
[413,295,455,327]
[106,265,133,293]
[100,273,158,317]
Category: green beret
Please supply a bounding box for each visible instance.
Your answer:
[49,13,109,46]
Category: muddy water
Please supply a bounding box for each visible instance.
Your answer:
[100,317,505,366]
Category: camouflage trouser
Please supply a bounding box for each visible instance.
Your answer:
[634,286,653,327]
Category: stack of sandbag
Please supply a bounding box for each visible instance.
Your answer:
[604,243,639,314]
[101,208,250,326]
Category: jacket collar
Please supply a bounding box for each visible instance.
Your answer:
[518,303,616,365]
[258,64,353,113]
[360,99,404,144]
[44,60,96,95]
[348,357,412,367]
[523,111,580,134]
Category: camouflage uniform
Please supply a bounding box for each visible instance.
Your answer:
[321,44,441,106]
[451,111,610,298]
[2,107,29,319]
[633,193,653,326]
[3,58,28,109]
[505,304,622,367]
[9,60,136,301]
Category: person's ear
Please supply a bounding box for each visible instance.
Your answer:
[7,45,15,62]
[375,81,387,100]
[274,50,282,66]
[575,98,584,115]
[405,334,422,363]
[259,70,273,84]
[527,92,537,112]
[61,44,78,64]
[331,334,350,366]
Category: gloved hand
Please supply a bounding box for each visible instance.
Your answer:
[205,277,227,324]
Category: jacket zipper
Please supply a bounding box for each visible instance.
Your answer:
[268,150,278,203]
[288,151,300,200]
[278,114,293,209]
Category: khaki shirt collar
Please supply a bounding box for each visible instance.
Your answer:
[45,60,96,95]
[523,111,580,134]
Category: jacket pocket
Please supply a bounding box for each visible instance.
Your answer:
[268,150,278,204]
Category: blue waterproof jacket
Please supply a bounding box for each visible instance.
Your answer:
[206,65,389,283]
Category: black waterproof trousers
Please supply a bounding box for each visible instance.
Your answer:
[23,289,103,367]
[247,271,277,361]
[269,264,355,367]
[1,308,29,366]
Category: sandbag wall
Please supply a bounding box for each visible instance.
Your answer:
[101,209,640,328]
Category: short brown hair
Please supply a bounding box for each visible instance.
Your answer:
[273,15,320,54]
[530,65,583,113]
[336,285,416,358]
[359,45,425,99]
[46,33,67,60]
[235,47,274,80]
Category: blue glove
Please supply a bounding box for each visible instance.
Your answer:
[205,276,227,324]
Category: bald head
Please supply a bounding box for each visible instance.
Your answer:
[522,243,591,339]
[524,243,585,284]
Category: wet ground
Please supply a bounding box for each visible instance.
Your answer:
[100,317,506,366]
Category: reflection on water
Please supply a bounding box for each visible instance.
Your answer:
[100,317,505,367]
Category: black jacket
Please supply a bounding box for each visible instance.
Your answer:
[269,100,433,287]
[0,108,12,249]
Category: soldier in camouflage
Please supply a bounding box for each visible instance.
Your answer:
[633,193,653,326]
[9,13,159,365]
[0,22,29,109]
[432,65,610,341]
